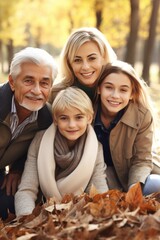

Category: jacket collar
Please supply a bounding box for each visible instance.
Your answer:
[120,101,142,129]
[0,82,13,120]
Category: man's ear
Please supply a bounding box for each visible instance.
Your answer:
[8,75,15,91]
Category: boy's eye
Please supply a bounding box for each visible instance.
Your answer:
[59,116,67,120]
[76,115,84,120]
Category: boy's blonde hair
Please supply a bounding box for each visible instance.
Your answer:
[52,87,94,121]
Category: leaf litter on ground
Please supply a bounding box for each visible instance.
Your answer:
[1,183,160,240]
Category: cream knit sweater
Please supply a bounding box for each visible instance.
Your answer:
[15,124,108,217]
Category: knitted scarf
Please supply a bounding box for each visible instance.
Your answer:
[37,123,98,201]
[54,129,86,180]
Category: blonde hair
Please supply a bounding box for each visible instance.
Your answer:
[57,27,117,86]
[52,87,94,121]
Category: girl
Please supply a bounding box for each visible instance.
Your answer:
[49,27,117,104]
[94,60,160,195]
[15,87,108,217]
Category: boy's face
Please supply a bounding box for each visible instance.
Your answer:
[54,107,92,148]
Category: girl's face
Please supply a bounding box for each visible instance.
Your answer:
[98,72,133,117]
[55,107,92,148]
[70,41,104,87]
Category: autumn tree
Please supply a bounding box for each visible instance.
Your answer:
[125,0,140,66]
[142,0,160,85]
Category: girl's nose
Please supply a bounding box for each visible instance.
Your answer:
[111,90,119,98]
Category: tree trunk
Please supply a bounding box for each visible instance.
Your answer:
[0,40,4,74]
[142,0,160,85]
[95,0,103,29]
[6,39,14,74]
[125,0,139,66]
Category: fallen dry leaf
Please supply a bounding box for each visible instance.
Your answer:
[1,182,160,239]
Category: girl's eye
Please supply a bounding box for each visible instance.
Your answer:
[121,89,128,92]
[105,86,112,89]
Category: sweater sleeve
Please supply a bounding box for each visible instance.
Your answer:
[85,142,109,193]
[15,130,45,217]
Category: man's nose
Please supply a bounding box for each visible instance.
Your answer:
[31,83,41,94]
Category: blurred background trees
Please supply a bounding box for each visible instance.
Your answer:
[0,0,159,85]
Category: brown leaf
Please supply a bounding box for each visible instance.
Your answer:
[125,182,143,208]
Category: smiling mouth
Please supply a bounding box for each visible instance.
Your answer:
[26,96,43,101]
[108,100,121,106]
[81,72,94,78]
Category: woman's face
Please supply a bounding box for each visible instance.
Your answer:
[98,72,133,117]
[70,41,105,87]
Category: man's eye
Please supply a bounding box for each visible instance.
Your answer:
[24,79,33,85]
[41,81,50,88]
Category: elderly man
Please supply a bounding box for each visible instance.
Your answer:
[0,47,57,219]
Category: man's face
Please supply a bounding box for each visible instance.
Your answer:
[9,62,52,113]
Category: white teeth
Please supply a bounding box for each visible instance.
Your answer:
[109,101,120,105]
[81,72,93,76]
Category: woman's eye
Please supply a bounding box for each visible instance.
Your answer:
[88,57,96,61]
[74,58,81,63]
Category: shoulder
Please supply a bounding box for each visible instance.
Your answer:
[127,101,152,122]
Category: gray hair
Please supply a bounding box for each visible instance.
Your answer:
[9,47,58,82]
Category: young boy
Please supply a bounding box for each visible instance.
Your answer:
[15,87,108,217]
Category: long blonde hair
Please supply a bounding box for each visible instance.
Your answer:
[56,27,117,86]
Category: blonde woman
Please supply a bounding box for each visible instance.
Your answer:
[15,87,108,217]
[94,60,160,195]
[49,27,117,104]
